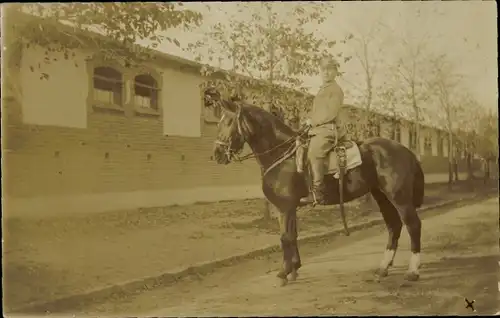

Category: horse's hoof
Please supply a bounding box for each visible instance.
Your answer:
[374,267,389,278]
[289,271,299,282]
[404,272,420,282]
[388,260,394,267]
[278,277,288,287]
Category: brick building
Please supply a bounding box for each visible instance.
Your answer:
[2,12,486,217]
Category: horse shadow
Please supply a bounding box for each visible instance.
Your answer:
[292,253,497,290]
[420,253,497,282]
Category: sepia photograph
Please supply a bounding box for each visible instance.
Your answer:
[2,1,498,316]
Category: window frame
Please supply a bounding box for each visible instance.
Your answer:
[202,86,223,124]
[424,133,433,156]
[437,130,445,157]
[91,65,125,113]
[392,122,402,143]
[409,124,418,151]
[132,71,161,117]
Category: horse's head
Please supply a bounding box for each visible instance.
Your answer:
[204,88,247,165]
[214,104,248,164]
[204,87,297,166]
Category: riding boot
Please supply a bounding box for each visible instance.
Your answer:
[299,192,315,205]
[299,159,327,206]
[311,159,327,205]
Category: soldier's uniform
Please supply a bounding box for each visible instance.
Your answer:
[308,80,345,157]
[304,58,346,205]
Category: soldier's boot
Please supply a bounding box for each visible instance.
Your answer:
[299,192,315,206]
[300,159,327,206]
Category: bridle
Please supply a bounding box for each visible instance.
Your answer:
[214,108,247,162]
[214,102,309,176]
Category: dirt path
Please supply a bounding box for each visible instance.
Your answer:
[73,197,499,316]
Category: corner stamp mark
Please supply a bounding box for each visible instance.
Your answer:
[464,298,476,312]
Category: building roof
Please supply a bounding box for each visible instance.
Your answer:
[13,9,447,133]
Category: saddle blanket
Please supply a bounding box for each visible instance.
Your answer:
[296,140,363,178]
[326,143,363,178]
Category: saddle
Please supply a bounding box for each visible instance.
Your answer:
[295,136,362,179]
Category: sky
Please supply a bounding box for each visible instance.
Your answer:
[143,2,497,119]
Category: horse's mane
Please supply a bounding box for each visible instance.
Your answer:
[238,102,365,149]
[240,103,297,138]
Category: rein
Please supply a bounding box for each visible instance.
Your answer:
[234,130,307,163]
[215,105,309,176]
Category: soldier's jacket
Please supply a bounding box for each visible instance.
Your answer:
[308,80,345,138]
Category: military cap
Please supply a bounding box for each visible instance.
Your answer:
[320,56,340,70]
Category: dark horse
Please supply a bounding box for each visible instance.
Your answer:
[209,94,424,286]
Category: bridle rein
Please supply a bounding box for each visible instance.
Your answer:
[214,109,246,161]
[214,103,309,176]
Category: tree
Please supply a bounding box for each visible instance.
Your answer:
[475,109,499,184]
[453,93,485,183]
[376,84,408,141]
[378,7,441,160]
[188,2,346,220]
[3,3,203,101]
[391,37,435,160]
[187,2,347,122]
[346,13,391,140]
[425,54,465,189]
[345,15,401,206]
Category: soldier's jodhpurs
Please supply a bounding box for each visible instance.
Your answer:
[307,127,338,191]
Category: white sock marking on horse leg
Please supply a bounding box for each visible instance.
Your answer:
[409,252,420,273]
[380,249,396,269]
[497,262,500,291]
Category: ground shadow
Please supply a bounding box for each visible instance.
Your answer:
[223,201,372,234]
[3,259,76,312]
[217,181,495,233]
[404,254,499,315]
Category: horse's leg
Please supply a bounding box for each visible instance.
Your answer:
[276,205,301,285]
[371,188,403,277]
[276,209,294,286]
[399,204,422,281]
[288,207,301,281]
[379,188,422,281]
[290,244,301,281]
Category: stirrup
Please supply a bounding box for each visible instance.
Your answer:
[311,188,326,206]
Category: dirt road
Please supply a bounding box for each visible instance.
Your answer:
[6,183,474,312]
[69,197,499,316]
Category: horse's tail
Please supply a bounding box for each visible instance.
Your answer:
[413,160,425,208]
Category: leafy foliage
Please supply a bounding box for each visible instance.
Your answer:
[425,54,464,131]
[20,3,201,43]
[186,2,348,125]
[3,3,203,96]
[383,33,436,157]
[346,16,399,140]
[423,53,470,162]
[475,110,499,159]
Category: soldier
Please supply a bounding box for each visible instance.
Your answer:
[301,56,346,205]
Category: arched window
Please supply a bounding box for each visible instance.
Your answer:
[134,74,159,110]
[201,85,221,123]
[93,67,123,106]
